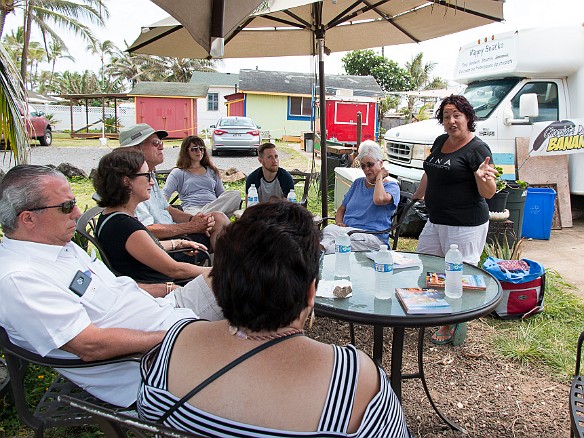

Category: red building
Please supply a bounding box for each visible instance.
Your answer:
[128,82,209,139]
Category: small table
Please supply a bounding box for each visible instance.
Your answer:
[315,251,502,431]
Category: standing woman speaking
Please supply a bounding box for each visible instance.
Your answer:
[412,95,498,345]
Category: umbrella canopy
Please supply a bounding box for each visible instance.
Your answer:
[129,0,504,217]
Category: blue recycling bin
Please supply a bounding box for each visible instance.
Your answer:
[521,187,557,240]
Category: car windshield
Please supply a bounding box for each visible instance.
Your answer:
[219,118,254,127]
[463,78,520,119]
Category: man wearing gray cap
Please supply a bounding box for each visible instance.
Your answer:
[118,124,229,255]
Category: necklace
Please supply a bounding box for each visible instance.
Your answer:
[228,325,304,341]
[365,179,376,187]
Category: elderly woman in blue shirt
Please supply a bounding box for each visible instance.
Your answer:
[321,140,400,253]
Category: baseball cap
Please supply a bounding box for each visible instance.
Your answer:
[119,123,168,147]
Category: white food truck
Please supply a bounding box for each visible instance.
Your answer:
[384,25,584,197]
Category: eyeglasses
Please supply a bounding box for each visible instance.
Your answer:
[149,139,163,147]
[131,172,153,182]
[27,199,77,214]
[360,162,376,170]
[189,146,206,152]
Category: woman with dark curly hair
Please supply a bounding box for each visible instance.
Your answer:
[412,94,498,345]
[93,148,212,287]
[162,136,241,216]
[138,201,408,437]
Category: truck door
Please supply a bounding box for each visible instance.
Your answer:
[496,80,561,178]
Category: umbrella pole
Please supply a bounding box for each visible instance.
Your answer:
[318,37,328,220]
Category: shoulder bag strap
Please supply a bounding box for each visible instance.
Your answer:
[95,211,127,238]
[158,333,303,424]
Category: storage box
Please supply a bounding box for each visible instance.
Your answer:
[521,187,556,240]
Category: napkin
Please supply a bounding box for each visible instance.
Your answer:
[316,279,353,299]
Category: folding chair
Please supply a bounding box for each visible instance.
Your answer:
[570,330,584,437]
[0,326,140,438]
[58,395,203,438]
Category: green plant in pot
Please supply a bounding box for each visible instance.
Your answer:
[487,166,510,213]
[480,232,525,266]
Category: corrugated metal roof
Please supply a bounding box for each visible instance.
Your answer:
[238,70,383,98]
[128,81,208,98]
[189,71,240,87]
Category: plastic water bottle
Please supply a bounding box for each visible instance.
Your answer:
[374,245,394,300]
[334,231,351,279]
[445,244,463,298]
[287,189,297,203]
[247,184,259,207]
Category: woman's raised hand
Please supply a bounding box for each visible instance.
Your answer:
[475,156,498,182]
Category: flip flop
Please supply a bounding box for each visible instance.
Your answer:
[431,323,467,346]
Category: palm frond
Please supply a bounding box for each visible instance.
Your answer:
[0,42,30,165]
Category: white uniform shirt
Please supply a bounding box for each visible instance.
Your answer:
[135,179,174,225]
[0,237,195,407]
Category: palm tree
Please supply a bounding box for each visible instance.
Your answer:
[0,41,29,164]
[47,39,73,86]
[404,52,447,119]
[86,38,115,89]
[1,25,23,64]
[163,57,216,82]
[0,0,109,86]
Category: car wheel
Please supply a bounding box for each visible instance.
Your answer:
[212,149,218,157]
[39,128,52,146]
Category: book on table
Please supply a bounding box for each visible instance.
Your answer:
[365,251,421,269]
[395,288,452,314]
[426,272,487,291]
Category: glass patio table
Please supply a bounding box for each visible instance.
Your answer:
[315,251,502,431]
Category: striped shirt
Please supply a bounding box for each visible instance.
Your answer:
[138,318,408,437]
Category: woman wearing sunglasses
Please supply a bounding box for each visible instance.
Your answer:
[93,148,211,286]
[162,136,241,217]
[320,140,400,254]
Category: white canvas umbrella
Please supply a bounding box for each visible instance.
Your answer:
[130,0,505,217]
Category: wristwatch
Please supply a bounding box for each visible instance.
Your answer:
[165,282,174,296]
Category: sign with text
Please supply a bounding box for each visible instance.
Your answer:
[455,32,517,82]
[529,119,584,156]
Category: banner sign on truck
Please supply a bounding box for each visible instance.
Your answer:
[529,119,584,156]
[455,32,517,81]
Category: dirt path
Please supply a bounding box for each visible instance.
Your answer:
[522,216,584,299]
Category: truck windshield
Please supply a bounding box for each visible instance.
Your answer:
[463,78,520,119]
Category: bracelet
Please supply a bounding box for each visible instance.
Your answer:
[170,240,175,250]
[166,282,174,296]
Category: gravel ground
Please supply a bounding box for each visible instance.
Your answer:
[0,145,266,176]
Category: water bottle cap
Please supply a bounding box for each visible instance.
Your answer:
[450,244,458,250]
[379,245,388,251]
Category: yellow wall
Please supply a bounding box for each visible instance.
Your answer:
[245,94,311,139]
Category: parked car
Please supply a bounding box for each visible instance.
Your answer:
[210,116,261,156]
[26,104,52,146]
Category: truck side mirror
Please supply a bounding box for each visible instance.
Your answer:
[503,93,539,126]
[519,94,539,118]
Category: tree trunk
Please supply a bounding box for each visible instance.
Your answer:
[21,0,34,88]
[0,0,15,38]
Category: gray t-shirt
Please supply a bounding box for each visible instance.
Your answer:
[259,178,284,203]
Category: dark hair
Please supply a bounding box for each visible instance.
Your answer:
[435,94,477,132]
[259,142,276,157]
[0,165,66,233]
[93,149,145,207]
[176,135,219,174]
[211,201,320,332]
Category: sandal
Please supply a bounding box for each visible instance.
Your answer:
[431,323,467,346]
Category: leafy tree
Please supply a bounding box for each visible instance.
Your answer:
[0,41,29,164]
[342,49,412,92]
[0,0,109,87]
[86,38,115,88]
[46,38,73,86]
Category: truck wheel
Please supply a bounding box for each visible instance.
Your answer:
[39,128,52,146]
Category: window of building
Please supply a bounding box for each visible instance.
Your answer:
[207,93,219,111]
[288,96,312,118]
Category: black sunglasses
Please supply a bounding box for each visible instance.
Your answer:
[131,172,153,182]
[189,146,206,152]
[360,162,376,170]
[28,199,77,214]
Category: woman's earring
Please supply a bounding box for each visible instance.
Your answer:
[308,308,315,330]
